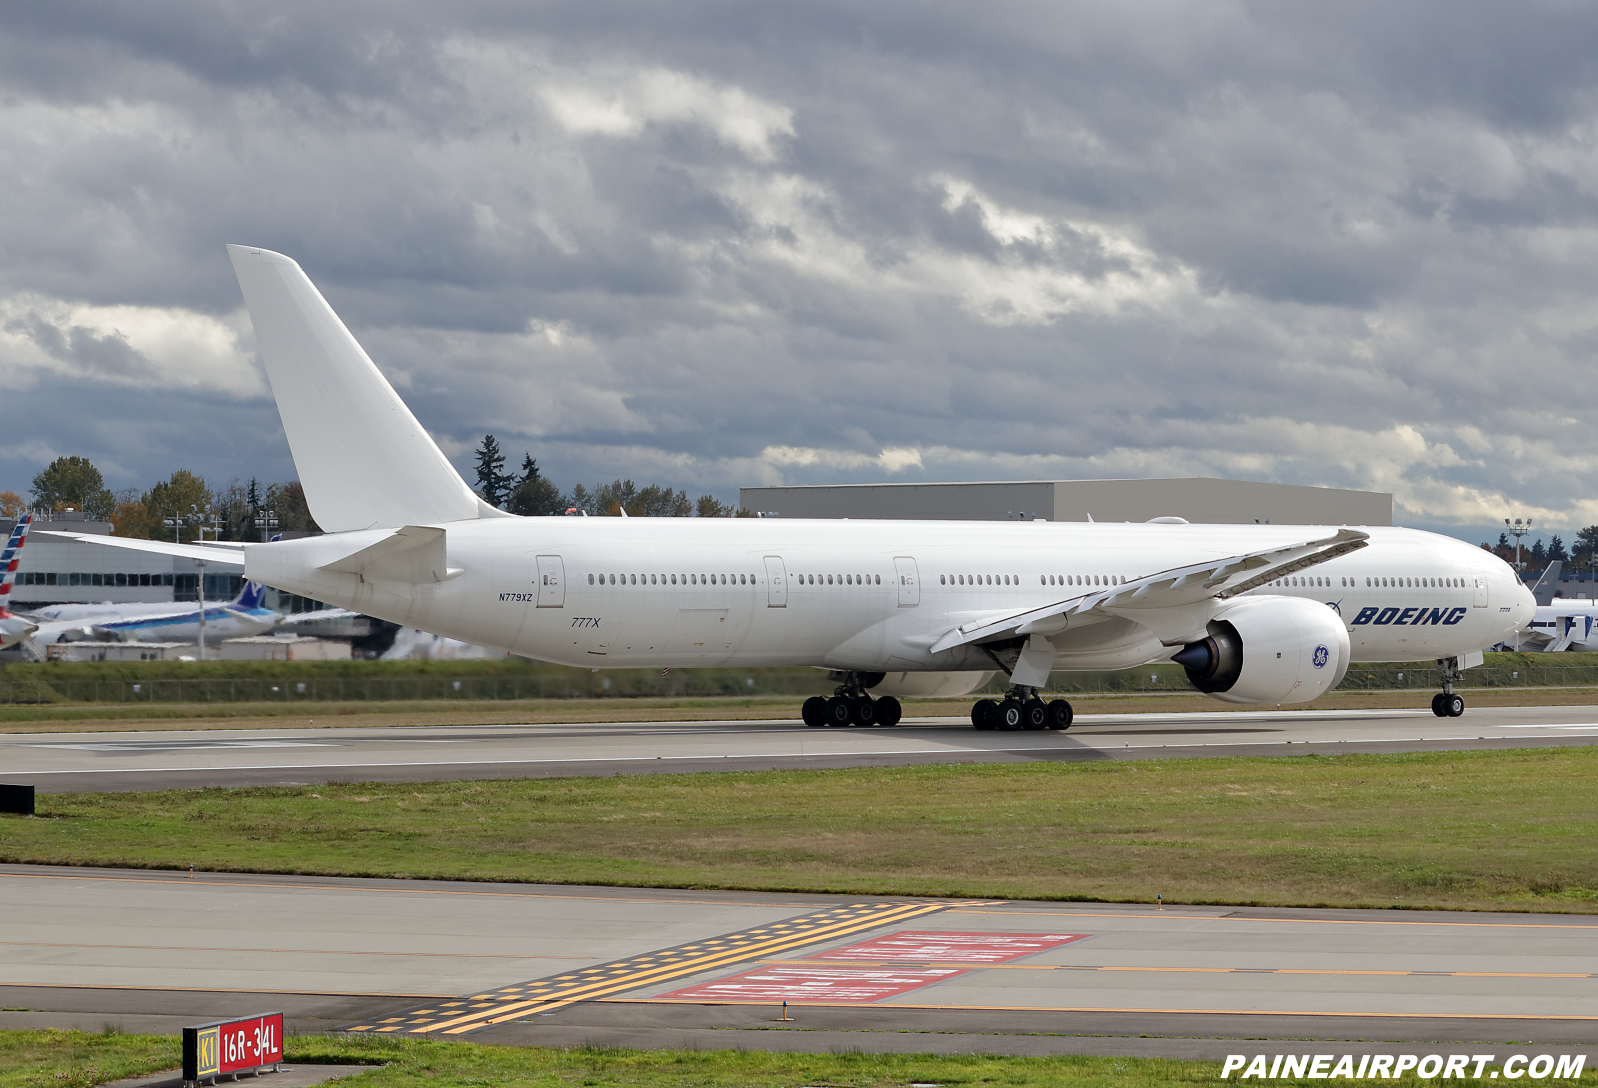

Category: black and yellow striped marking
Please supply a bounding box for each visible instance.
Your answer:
[343,900,948,1036]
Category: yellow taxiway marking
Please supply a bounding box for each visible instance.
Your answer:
[343,901,949,1036]
[950,909,1598,929]
[773,959,1598,979]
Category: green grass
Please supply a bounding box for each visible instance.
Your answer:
[8,1031,1596,1088]
[7,748,1598,910]
[0,1030,1237,1088]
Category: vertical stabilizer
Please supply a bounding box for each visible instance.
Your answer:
[0,513,32,617]
[1531,560,1562,606]
[227,245,509,532]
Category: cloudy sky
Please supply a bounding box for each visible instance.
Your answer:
[3,1,1597,546]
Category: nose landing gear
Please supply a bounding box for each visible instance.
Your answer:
[801,672,902,727]
[1431,657,1466,717]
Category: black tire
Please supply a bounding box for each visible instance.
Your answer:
[971,699,998,730]
[875,696,902,727]
[1445,693,1465,717]
[1430,693,1446,717]
[802,696,827,727]
[997,698,1024,730]
[824,696,854,727]
[1022,700,1049,730]
[1047,699,1073,730]
[851,697,878,727]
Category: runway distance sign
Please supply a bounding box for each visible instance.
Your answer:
[182,1011,283,1085]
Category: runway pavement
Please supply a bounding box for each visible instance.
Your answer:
[4,702,1598,792]
[1,864,1594,1060]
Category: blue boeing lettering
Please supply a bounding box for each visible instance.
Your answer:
[1351,604,1470,627]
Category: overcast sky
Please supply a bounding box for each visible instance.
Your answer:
[3,1,1597,545]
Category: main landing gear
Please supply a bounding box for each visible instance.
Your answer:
[1431,656,1466,717]
[970,687,1073,732]
[802,671,902,728]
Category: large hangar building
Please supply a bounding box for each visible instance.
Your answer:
[738,478,1392,526]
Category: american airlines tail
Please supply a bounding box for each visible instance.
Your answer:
[226,245,510,532]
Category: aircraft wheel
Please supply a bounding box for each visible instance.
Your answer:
[996,698,1024,730]
[1430,693,1447,717]
[1047,699,1074,730]
[851,697,878,727]
[802,696,827,727]
[824,696,854,727]
[1445,693,1465,717]
[971,699,998,730]
[1021,699,1049,730]
[875,696,902,727]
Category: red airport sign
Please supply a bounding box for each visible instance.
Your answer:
[816,930,1089,963]
[659,963,967,1004]
[183,1012,284,1086]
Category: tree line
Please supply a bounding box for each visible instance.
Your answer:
[472,435,750,518]
[1484,528,1598,574]
[1,456,318,543]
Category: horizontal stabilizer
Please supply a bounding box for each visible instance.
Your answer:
[320,525,459,585]
[930,528,1369,654]
[34,532,247,566]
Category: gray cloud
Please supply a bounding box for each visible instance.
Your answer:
[0,1,1596,543]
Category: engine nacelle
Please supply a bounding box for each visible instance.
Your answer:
[866,671,997,698]
[1172,596,1350,705]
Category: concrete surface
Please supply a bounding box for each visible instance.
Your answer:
[3,703,1598,793]
[3,864,1594,1057]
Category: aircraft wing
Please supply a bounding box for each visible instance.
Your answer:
[34,532,248,565]
[929,528,1370,654]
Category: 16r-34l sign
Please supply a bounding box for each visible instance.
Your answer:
[183,1012,283,1086]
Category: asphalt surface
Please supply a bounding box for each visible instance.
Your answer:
[4,703,1598,792]
[2,865,1594,1060]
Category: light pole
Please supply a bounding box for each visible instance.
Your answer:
[1504,518,1533,575]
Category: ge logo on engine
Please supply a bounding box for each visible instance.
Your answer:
[1312,645,1330,669]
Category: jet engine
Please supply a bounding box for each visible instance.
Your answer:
[1171,596,1350,705]
[866,671,997,698]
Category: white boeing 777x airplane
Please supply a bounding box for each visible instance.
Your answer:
[48,246,1534,727]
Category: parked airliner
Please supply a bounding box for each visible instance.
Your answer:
[47,246,1534,726]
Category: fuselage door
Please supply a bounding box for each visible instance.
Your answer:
[1472,571,1488,608]
[536,554,565,607]
[893,556,920,607]
[763,556,788,607]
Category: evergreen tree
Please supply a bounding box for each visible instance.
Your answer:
[1529,538,1547,569]
[1549,534,1568,562]
[474,435,515,508]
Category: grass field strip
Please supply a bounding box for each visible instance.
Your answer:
[342,901,950,1036]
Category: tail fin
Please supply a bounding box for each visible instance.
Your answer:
[0,513,32,617]
[1531,560,1563,606]
[234,579,267,610]
[227,245,510,532]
